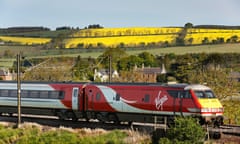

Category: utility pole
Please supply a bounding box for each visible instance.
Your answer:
[17,53,21,128]
[108,55,112,83]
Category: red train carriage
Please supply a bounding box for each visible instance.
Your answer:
[0,81,85,120]
[0,81,224,126]
[83,83,223,126]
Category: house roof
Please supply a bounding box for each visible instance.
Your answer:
[137,67,162,74]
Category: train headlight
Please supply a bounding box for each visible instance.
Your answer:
[218,108,224,112]
[201,108,223,113]
[201,108,211,113]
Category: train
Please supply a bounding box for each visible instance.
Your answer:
[0,81,224,126]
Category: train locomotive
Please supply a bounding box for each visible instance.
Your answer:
[0,81,224,126]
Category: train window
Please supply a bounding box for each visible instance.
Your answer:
[144,94,150,102]
[39,91,49,99]
[167,90,192,99]
[29,91,39,98]
[205,90,215,98]
[9,90,17,97]
[58,91,65,99]
[21,90,29,98]
[49,91,59,99]
[194,91,204,98]
[73,88,78,98]
[96,92,101,101]
[194,90,215,98]
[184,91,192,98]
[116,93,120,101]
[0,89,65,99]
[167,90,179,98]
[0,90,9,97]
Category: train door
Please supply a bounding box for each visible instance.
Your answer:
[84,86,94,111]
[80,87,87,112]
[72,87,79,110]
[176,91,183,116]
[168,90,182,116]
[180,90,194,115]
[173,90,191,116]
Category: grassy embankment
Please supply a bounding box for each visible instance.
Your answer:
[0,122,150,144]
[1,43,240,68]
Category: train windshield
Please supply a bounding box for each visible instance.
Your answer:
[194,90,216,99]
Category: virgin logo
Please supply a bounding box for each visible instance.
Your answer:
[155,91,168,110]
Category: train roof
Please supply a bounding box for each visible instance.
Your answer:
[0,81,211,90]
[184,84,211,91]
[92,82,189,88]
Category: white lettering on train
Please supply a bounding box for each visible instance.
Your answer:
[155,91,168,110]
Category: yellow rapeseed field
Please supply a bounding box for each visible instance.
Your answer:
[66,27,182,48]
[185,28,240,45]
[0,36,51,45]
[1,27,240,48]
[71,27,183,37]
[65,34,178,48]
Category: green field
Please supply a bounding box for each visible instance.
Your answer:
[0,43,240,68]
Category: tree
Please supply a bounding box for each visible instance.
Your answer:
[73,56,95,81]
[186,37,194,45]
[118,55,143,71]
[97,48,127,70]
[202,37,209,44]
[171,54,197,83]
[87,24,104,29]
[184,22,193,28]
[156,74,167,83]
[138,52,158,67]
[230,35,238,43]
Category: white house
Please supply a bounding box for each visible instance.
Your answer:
[94,69,119,82]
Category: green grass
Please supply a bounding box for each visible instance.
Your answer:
[0,59,14,68]
[0,29,76,38]
[0,124,129,144]
[1,43,240,68]
[128,43,240,56]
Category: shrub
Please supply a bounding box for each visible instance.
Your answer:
[159,117,205,144]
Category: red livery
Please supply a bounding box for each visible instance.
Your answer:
[0,81,224,126]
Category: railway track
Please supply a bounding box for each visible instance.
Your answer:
[1,114,240,141]
[0,114,157,133]
[208,124,240,138]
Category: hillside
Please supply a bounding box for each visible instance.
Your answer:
[0,25,240,49]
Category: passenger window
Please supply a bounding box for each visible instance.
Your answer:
[0,90,9,97]
[49,91,59,99]
[29,91,39,98]
[21,90,29,98]
[39,91,48,99]
[9,90,17,97]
